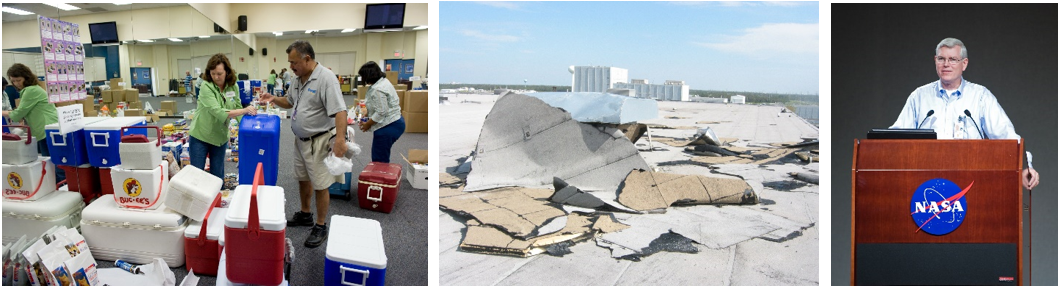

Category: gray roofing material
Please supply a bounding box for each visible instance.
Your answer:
[525,92,659,124]
[465,93,651,193]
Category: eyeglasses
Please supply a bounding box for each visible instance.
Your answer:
[934,56,965,65]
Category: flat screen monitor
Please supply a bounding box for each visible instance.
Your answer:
[365,3,406,30]
[866,128,937,139]
[89,21,119,45]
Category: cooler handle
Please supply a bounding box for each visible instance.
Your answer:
[49,131,66,146]
[120,164,166,209]
[2,125,31,145]
[339,265,370,286]
[120,125,162,147]
[247,162,264,239]
[196,192,224,245]
[367,186,383,202]
[6,160,48,200]
[89,132,109,147]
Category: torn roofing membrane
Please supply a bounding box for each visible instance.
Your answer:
[525,92,659,124]
[465,93,651,193]
[616,169,759,212]
[440,186,567,239]
[459,213,599,258]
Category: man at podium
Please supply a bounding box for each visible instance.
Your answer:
[888,37,1040,190]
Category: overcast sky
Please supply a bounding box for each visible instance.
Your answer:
[441,1,819,94]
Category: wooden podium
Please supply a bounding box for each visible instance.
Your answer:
[851,139,1023,285]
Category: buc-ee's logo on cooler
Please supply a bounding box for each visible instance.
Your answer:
[910,179,973,235]
[123,178,142,197]
[7,173,23,189]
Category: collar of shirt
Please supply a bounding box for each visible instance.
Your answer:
[293,62,324,90]
[935,77,967,100]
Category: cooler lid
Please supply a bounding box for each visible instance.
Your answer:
[84,116,147,131]
[45,117,108,130]
[325,215,387,269]
[224,184,285,231]
[169,165,223,194]
[81,197,185,228]
[184,208,228,240]
[1,191,82,218]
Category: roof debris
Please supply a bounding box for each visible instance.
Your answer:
[616,169,758,212]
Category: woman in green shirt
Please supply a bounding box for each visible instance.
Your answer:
[3,63,58,156]
[189,54,257,179]
[267,69,277,95]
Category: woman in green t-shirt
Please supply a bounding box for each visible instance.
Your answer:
[3,63,58,155]
[267,69,277,95]
[188,54,257,179]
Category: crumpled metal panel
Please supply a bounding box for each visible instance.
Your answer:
[526,92,659,124]
[465,93,651,193]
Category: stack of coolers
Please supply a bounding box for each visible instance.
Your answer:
[80,123,188,266]
[224,163,287,285]
[2,125,84,243]
[169,165,226,276]
[238,114,281,186]
[45,117,107,204]
[83,117,147,197]
[235,79,262,106]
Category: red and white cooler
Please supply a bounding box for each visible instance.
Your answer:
[167,165,224,221]
[2,125,38,165]
[2,157,57,201]
[118,126,163,170]
[224,163,286,286]
[184,193,226,276]
[80,197,187,266]
[357,162,402,214]
[1,191,84,244]
[109,163,169,210]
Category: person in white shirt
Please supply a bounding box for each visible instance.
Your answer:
[890,37,1039,190]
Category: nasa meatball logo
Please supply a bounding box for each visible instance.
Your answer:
[123,178,142,198]
[7,173,23,189]
[910,179,973,235]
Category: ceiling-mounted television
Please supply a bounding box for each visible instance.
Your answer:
[89,21,119,45]
[365,3,406,31]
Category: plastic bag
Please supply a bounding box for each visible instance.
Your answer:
[323,154,353,176]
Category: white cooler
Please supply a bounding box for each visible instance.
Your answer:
[118,126,163,170]
[2,157,57,201]
[167,165,223,221]
[109,163,169,210]
[1,191,84,244]
[324,215,387,286]
[2,125,38,165]
[80,197,187,267]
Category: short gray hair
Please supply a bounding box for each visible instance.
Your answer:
[285,40,316,60]
[935,37,967,59]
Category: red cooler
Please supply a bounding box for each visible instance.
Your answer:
[357,162,402,214]
[99,168,114,196]
[58,164,101,204]
[224,163,286,286]
[185,194,225,276]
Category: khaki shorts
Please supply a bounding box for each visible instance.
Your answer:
[293,129,343,191]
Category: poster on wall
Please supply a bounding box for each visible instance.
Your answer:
[38,15,85,103]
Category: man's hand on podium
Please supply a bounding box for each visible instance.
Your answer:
[1022,168,1039,190]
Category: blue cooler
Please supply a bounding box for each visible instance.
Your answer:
[45,117,107,166]
[237,80,252,106]
[328,172,352,200]
[83,117,147,167]
[324,215,386,286]
[238,114,280,185]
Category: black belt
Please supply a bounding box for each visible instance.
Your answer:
[298,130,332,142]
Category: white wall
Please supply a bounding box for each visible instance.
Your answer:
[217,3,428,34]
[2,5,215,50]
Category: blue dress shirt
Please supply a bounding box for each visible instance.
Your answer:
[890,78,1020,140]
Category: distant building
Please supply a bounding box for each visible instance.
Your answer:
[570,66,628,93]
[630,79,649,84]
[691,96,728,103]
[614,80,689,101]
[730,95,746,104]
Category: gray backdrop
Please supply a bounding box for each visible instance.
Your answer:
[831,3,1058,285]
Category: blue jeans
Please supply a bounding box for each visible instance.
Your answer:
[189,136,227,179]
[267,84,275,95]
[372,117,405,163]
[38,141,65,184]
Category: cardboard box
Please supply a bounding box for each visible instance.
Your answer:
[124,109,143,116]
[357,85,367,101]
[401,149,428,190]
[80,98,95,109]
[399,91,406,112]
[145,113,159,123]
[385,71,398,85]
[101,90,114,103]
[109,78,124,89]
[84,109,97,117]
[126,101,141,110]
[395,84,407,91]
[124,89,139,103]
[402,111,428,133]
[405,91,428,113]
[158,111,170,117]
[161,101,177,112]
